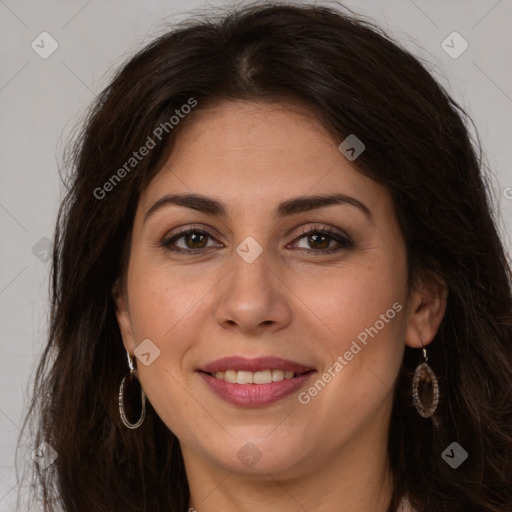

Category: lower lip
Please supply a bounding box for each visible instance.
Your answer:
[198,371,315,407]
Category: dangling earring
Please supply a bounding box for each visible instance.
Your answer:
[119,350,146,429]
[412,340,439,423]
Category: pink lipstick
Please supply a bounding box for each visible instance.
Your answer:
[197,356,315,407]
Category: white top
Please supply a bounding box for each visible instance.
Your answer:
[397,496,416,512]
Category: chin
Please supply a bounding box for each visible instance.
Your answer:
[204,434,308,477]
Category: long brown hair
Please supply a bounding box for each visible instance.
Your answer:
[17,2,512,511]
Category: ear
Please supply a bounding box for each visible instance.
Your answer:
[112,278,136,355]
[404,269,448,349]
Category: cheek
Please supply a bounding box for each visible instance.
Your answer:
[294,245,408,407]
[291,293,405,446]
[297,249,407,350]
[126,252,210,341]
[124,259,203,433]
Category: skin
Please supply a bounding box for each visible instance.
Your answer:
[115,100,448,512]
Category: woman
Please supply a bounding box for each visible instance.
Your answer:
[18,2,512,511]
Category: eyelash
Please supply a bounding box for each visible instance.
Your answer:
[161,224,353,256]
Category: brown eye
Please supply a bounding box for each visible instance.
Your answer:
[291,227,353,254]
[162,228,221,254]
[305,232,331,250]
[181,232,208,249]
[161,225,352,256]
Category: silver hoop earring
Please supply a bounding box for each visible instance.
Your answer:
[412,342,439,421]
[119,351,146,429]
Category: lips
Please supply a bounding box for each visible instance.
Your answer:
[197,356,316,407]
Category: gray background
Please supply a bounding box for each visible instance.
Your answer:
[1,0,511,509]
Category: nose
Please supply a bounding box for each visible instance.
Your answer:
[214,245,292,336]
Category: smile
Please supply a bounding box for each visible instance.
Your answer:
[208,369,299,384]
[197,356,316,407]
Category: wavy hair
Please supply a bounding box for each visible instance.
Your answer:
[18,2,512,511]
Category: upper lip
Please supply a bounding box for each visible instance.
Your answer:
[198,356,314,374]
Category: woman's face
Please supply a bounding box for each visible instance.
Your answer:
[115,100,419,479]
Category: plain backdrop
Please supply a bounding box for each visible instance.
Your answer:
[1,0,511,509]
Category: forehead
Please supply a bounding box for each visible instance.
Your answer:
[137,100,391,219]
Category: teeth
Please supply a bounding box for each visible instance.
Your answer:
[212,369,297,384]
[272,369,285,381]
[224,370,237,383]
[237,370,253,384]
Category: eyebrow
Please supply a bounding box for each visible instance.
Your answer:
[144,192,373,224]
